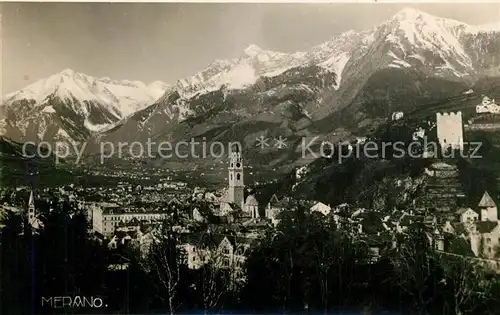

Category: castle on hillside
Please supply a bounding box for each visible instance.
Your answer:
[436,111,464,152]
[476,96,500,114]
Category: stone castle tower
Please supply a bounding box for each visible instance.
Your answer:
[227,145,245,210]
[436,111,464,152]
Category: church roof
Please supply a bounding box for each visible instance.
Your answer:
[168,197,182,205]
[447,237,475,257]
[430,162,456,170]
[266,194,290,208]
[220,201,240,212]
[456,207,476,215]
[245,195,259,206]
[180,231,254,250]
[311,202,331,211]
[451,222,467,236]
[475,221,499,234]
[478,191,496,208]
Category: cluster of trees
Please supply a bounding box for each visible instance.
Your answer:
[243,207,500,315]
[2,199,500,315]
[1,200,110,314]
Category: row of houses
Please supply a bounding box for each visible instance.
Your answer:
[310,189,500,272]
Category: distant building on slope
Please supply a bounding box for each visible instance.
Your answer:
[310,202,332,216]
[392,111,404,121]
[265,194,286,225]
[476,96,500,114]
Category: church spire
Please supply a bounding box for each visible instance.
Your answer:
[28,189,35,209]
[27,188,40,229]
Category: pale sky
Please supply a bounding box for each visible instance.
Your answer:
[2,2,500,94]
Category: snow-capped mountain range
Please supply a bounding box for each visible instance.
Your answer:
[0,69,170,143]
[4,68,169,118]
[116,7,500,139]
[2,7,500,146]
[171,8,500,99]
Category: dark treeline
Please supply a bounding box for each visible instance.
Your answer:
[2,199,500,315]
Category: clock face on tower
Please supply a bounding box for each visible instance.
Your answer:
[236,163,241,168]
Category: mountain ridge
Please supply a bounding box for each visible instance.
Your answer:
[166,7,500,101]
[3,68,170,117]
[0,69,170,144]
[2,7,500,159]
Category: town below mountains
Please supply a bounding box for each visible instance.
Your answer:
[2,7,500,315]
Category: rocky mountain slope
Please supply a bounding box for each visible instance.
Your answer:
[161,8,500,119]
[0,136,71,187]
[90,8,500,167]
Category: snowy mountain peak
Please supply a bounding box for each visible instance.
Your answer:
[148,81,172,99]
[148,80,170,89]
[1,72,172,144]
[388,7,468,30]
[392,7,432,21]
[339,29,356,37]
[4,69,169,115]
[59,68,77,76]
[1,69,170,141]
[244,44,264,57]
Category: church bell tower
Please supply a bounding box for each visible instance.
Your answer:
[228,144,245,210]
